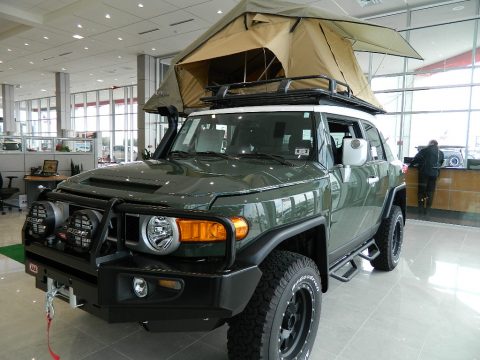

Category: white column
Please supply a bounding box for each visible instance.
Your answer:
[1,84,17,135]
[137,54,158,154]
[55,72,73,137]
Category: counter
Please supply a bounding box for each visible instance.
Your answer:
[406,167,480,214]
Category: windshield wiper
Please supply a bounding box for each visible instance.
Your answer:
[237,152,294,166]
[196,151,233,160]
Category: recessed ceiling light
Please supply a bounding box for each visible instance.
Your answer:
[43,36,49,40]
[89,73,93,76]
[97,79,104,82]
[138,3,144,8]
[114,78,118,81]
[105,14,111,19]
[41,89,46,92]
[73,34,84,39]
[217,10,223,14]
[29,61,34,64]
[77,24,83,28]
[452,5,464,11]
[7,48,12,52]
[84,46,89,50]
[0,60,3,63]
[117,37,123,41]
[151,47,156,51]
[117,55,122,59]
[61,67,66,71]
[24,43,29,46]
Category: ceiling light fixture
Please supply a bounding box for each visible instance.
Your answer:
[117,37,123,40]
[61,67,66,71]
[151,47,156,51]
[24,43,29,46]
[43,36,49,40]
[138,3,144,8]
[77,24,83,28]
[84,46,89,50]
[0,60,3,64]
[217,10,223,14]
[29,61,34,64]
[357,0,383,7]
[7,48,12,52]
[41,89,46,92]
[118,55,122,59]
[89,73,93,76]
[105,14,111,19]
[73,34,84,39]
[97,79,104,82]
[452,5,464,11]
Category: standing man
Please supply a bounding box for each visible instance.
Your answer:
[410,140,445,214]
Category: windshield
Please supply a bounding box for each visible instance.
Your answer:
[170,111,316,161]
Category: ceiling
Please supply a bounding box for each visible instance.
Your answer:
[0,0,475,101]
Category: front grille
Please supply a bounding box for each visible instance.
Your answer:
[107,214,140,243]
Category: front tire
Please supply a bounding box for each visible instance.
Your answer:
[371,205,404,271]
[227,251,321,360]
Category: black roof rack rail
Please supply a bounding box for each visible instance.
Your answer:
[201,74,385,115]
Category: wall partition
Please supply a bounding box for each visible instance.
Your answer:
[362,0,480,169]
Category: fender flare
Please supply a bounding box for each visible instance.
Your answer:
[237,216,329,292]
[381,183,406,222]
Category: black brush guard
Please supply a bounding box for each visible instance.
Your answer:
[23,191,261,329]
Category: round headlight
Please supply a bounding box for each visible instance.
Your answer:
[144,216,180,254]
[66,209,102,252]
[27,201,65,238]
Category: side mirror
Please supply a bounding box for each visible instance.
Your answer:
[342,138,368,166]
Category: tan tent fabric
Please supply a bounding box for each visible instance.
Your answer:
[144,0,421,114]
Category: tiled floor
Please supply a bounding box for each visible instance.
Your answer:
[1,212,480,360]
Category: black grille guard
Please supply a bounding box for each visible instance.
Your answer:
[23,191,237,274]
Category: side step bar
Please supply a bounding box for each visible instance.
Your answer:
[329,239,380,282]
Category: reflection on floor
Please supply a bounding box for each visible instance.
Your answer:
[1,212,480,359]
[407,206,480,228]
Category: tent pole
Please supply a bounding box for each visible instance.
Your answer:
[244,51,247,83]
[257,56,277,81]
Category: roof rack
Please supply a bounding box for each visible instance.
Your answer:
[201,75,385,115]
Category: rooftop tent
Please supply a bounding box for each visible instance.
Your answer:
[144,0,422,114]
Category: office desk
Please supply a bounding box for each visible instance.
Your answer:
[24,175,69,206]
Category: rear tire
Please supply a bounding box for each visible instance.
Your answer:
[371,205,404,271]
[227,251,321,360]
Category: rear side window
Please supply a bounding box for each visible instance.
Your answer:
[363,122,386,161]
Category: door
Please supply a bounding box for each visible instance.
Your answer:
[361,121,390,229]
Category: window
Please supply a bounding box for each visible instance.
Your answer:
[363,121,386,161]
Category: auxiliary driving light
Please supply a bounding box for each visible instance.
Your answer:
[133,277,148,298]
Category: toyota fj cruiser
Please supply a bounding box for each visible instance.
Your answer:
[23,75,406,360]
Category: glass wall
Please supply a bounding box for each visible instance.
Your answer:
[363,0,480,167]
[13,85,138,163]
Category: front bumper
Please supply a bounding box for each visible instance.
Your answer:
[25,248,261,331]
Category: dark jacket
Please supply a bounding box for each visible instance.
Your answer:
[410,145,445,177]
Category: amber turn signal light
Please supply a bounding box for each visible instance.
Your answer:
[177,216,248,242]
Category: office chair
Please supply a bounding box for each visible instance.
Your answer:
[0,172,21,215]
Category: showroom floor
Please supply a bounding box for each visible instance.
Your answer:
[0,212,479,360]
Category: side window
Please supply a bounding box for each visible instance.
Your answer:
[363,122,386,161]
[326,117,363,165]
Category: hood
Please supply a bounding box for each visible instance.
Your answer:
[58,159,323,209]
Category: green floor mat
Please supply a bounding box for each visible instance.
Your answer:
[0,244,25,264]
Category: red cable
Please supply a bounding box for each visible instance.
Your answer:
[46,315,61,360]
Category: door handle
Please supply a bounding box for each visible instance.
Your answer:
[367,176,379,185]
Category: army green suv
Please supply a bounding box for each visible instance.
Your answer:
[23,76,406,360]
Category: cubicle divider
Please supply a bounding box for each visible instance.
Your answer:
[0,136,96,194]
